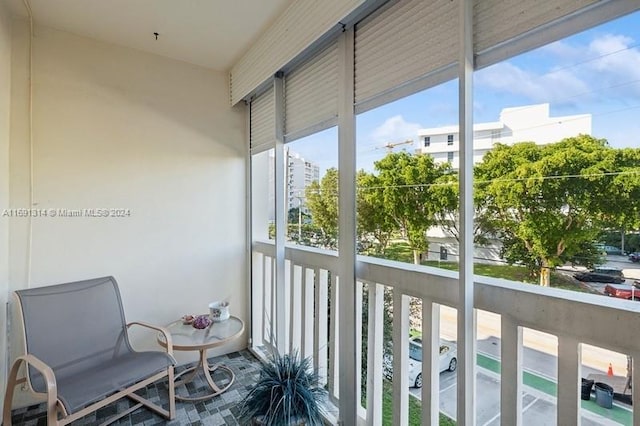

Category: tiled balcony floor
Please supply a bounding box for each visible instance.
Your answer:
[10,350,261,426]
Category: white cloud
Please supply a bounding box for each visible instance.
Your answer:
[587,34,640,86]
[475,62,589,105]
[539,40,583,61]
[370,115,422,147]
[475,32,640,105]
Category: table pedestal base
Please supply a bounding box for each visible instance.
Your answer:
[174,349,235,401]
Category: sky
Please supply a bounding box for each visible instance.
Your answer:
[286,11,640,176]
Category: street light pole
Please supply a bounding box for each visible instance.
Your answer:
[296,193,303,243]
[298,201,302,242]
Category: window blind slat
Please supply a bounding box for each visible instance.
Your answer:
[473,0,599,55]
[354,0,458,107]
[284,40,339,141]
[250,86,275,155]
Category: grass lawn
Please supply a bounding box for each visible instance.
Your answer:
[379,241,415,262]
[381,379,455,425]
[371,241,588,292]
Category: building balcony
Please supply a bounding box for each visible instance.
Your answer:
[250,241,640,425]
[7,242,638,425]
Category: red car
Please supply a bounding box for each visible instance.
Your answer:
[604,281,640,300]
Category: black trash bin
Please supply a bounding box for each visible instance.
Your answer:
[581,378,594,401]
[594,382,614,408]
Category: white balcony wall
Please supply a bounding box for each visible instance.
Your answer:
[0,1,12,407]
[6,22,247,405]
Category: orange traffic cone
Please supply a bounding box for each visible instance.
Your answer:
[608,363,614,377]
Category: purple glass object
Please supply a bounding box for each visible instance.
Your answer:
[192,315,212,329]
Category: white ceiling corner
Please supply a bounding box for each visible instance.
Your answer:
[3,0,294,71]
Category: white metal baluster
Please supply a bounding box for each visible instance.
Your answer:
[267,256,274,349]
[422,300,440,426]
[557,335,580,426]
[392,292,409,426]
[303,267,315,360]
[290,264,302,354]
[633,351,640,426]
[314,268,329,386]
[262,255,273,349]
[501,315,522,426]
[367,283,384,426]
[329,273,340,402]
[355,281,363,411]
[251,251,264,349]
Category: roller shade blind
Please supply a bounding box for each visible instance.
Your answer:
[250,86,275,155]
[284,40,339,142]
[354,0,458,108]
[230,0,366,105]
[474,0,599,56]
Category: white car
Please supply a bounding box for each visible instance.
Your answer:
[384,338,457,388]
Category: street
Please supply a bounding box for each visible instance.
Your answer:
[405,266,639,426]
[408,340,631,425]
[387,255,640,424]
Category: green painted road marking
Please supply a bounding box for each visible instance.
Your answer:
[476,353,632,425]
[523,370,557,397]
[581,399,631,425]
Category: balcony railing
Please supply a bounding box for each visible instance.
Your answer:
[251,241,640,425]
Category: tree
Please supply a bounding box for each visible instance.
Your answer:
[430,171,493,245]
[476,135,640,285]
[357,170,396,254]
[600,147,640,242]
[305,168,339,249]
[373,152,450,264]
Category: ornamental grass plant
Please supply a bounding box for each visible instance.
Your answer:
[239,350,326,425]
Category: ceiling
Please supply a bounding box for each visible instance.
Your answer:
[3,0,293,71]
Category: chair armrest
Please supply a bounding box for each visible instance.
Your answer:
[4,354,58,425]
[18,354,57,393]
[127,321,174,357]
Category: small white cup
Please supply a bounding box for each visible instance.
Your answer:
[209,301,230,322]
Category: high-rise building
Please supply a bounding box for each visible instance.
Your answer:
[417,103,592,169]
[267,149,320,220]
[287,150,320,213]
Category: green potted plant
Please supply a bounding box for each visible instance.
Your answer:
[239,350,326,425]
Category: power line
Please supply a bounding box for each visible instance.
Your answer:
[530,40,640,81]
[299,169,640,194]
[351,44,640,157]
[353,91,640,158]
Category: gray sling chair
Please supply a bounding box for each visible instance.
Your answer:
[2,276,176,425]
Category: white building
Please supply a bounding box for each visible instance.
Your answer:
[287,150,320,212]
[420,103,591,261]
[417,103,592,169]
[267,150,320,220]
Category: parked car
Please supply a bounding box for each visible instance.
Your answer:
[595,244,623,255]
[629,253,640,263]
[574,268,625,284]
[383,338,457,388]
[604,281,640,300]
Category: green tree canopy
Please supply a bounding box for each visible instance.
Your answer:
[372,151,451,264]
[430,171,494,245]
[475,134,640,285]
[305,168,339,249]
[357,170,396,254]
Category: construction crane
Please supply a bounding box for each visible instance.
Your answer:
[378,139,414,152]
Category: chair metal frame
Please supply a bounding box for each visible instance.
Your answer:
[2,279,176,426]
